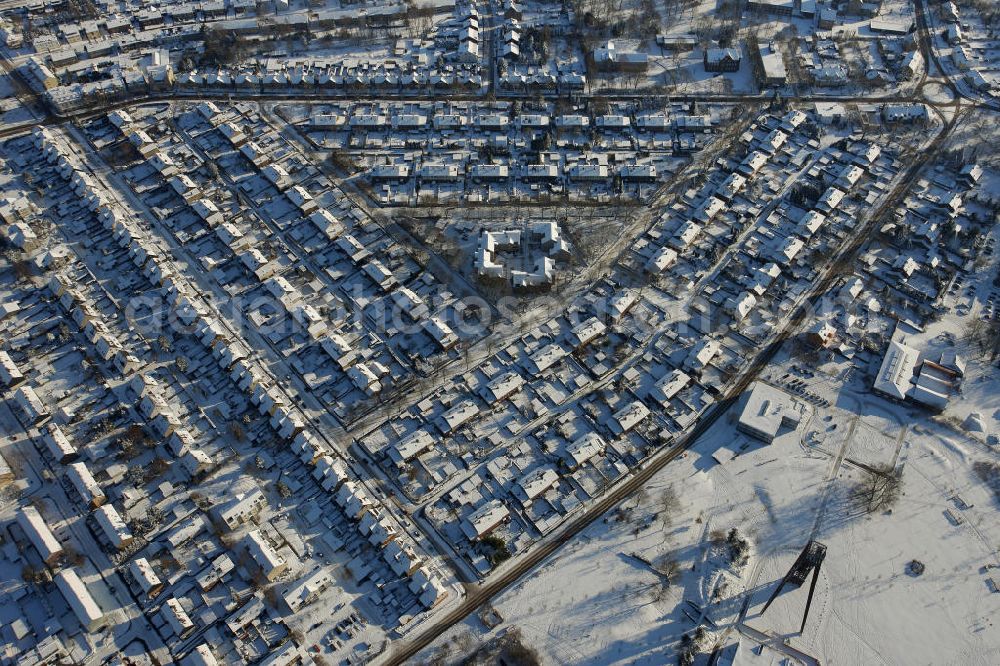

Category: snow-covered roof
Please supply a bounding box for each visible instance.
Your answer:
[515,466,559,505]
[610,400,650,435]
[390,429,435,465]
[55,569,105,631]
[245,529,286,577]
[653,368,691,404]
[737,382,806,442]
[461,499,510,540]
[129,557,162,595]
[18,506,62,562]
[564,432,605,468]
[873,339,919,401]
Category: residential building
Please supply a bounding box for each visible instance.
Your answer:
[55,569,107,632]
[18,505,63,565]
[245,529,288,581]
[94,504,133,550]
[214,488,266,530]
[704,47,741,73]
[129,558,164,598]
[66,462,106,508]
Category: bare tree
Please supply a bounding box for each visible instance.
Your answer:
[853,463,902,513]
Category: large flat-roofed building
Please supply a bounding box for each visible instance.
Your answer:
[737,382,806,443]
[872,335,961,411]
[593,40,649,72]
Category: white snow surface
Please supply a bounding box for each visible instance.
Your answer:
[418,368,1000,665]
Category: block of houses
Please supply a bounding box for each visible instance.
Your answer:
[218,121,247,147]
[336,481,375,520]
[408,566,449,609]
[282,567,335,613]
[195,554,235,592]
[313,455,350,492]
[0,351,25,387]
[181,448,213,477]
[162,598,196,638]
[424,316,458,350]
[286,185,317,214]
[15,385,48,423]
[593,40,648,72]
[384,539,423,577]
[94,504,133,550]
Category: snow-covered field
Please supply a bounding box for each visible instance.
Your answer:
[418,363,1000,664]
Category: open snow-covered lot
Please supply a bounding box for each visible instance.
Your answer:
[418,369,1000,665]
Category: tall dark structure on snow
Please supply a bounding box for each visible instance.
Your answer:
[760,540,827,633]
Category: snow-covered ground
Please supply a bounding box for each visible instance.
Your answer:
[417,360,1000,664]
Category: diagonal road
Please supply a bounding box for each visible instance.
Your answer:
[379,92,965,665]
